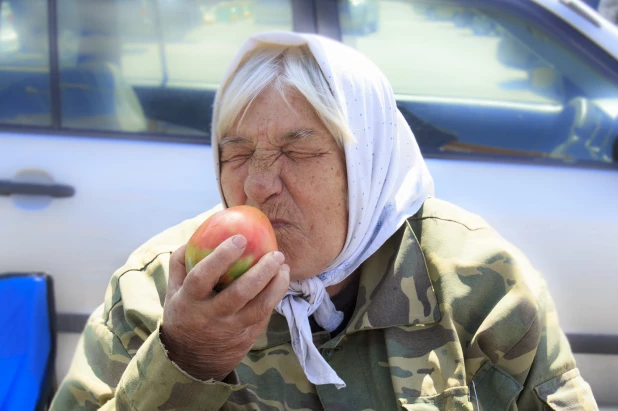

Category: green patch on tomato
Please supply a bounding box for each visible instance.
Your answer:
[214,254,255,291]
[185,244,213,272]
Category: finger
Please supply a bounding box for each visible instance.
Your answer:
[237,264,290,327]
[168,244,189,297]
[214,251,285,315]
[181,234,247,301]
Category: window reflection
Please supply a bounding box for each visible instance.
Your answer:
[0,0,51,127]
[53,0,293,136]
[339,0,618,164]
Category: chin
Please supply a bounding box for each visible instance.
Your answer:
[275,231,328,282]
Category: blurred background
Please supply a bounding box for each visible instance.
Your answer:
[1,0,617,409]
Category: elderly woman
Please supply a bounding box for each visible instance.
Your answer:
[51,32,597,410]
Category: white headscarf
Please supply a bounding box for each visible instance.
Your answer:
[211,32,434,389]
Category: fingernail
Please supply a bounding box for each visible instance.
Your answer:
[272,251,285,265]
[232,235,247,249]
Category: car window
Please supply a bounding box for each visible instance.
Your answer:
[0,0,293,139]
[338,0,618,165]
[0,0,52,127]
[54,0,293,138]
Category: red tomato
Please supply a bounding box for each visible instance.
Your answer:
[185,205,278,291]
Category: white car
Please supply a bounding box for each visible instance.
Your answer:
[1,0,617,407]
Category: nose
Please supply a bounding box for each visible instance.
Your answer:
[244,150,283,205]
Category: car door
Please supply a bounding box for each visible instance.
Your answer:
[334,0,618,406]
[0,0,296,381]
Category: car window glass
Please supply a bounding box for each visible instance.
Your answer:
[338,0,618,165]
[0,0,51,127]
[56,0,293,139]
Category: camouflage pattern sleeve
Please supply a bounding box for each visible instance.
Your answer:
[515,284,598,410]
[413,198,598,411]
[50,305,248,410]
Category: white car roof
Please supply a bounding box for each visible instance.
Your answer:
[530,0,618,58]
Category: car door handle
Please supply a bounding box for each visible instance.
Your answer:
[0,180,75,198]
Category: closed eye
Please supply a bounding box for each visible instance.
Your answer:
[283,149,329,162]
[220,149,254,165]
[222,154,251,163]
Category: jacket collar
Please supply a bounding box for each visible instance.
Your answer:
[252,217,440,350]
[344,219,440,334]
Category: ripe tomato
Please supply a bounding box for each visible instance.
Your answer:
[185,205,278,291]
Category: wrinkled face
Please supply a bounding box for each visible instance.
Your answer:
[219,85,349,281]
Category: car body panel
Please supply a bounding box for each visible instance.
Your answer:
[0,132,219,315]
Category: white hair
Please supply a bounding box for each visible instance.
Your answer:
[214,44,354,147]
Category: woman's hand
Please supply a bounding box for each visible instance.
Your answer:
[161,235,290,381]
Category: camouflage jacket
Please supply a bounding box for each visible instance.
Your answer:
[51,198,597,410]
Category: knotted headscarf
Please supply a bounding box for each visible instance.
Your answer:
[212,32,434,389]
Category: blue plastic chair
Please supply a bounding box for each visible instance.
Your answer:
[0,273,56,411]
